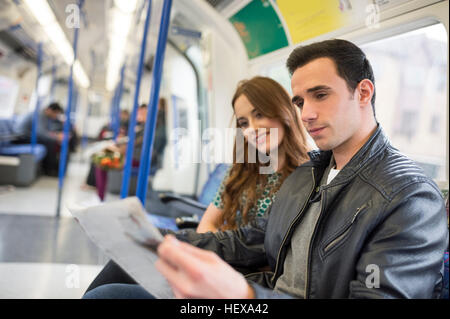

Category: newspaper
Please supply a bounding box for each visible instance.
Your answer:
[69,196,174,299]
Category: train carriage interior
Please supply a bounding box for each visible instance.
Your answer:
[0,0,448,299]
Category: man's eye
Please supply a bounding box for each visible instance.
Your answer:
[238,122,248,128]
[316,93,327,99]
[255,112,263,119]
[295,100,304,109]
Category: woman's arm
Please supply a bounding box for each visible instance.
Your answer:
[196,203,223,233]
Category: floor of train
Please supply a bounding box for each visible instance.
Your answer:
[0,152,119,299]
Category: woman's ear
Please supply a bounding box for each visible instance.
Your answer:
[357,79,374,108]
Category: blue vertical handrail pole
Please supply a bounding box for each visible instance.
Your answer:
[113,63,126,141]
[120,0,152,199]
[56,0,84,217]
[31,42,43,151]
[136,0,172,205]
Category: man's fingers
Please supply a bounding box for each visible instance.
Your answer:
[155,258,192,298]
[158,235,214,267]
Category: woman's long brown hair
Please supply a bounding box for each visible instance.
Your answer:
[217,76,310,230]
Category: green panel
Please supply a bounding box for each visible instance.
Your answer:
[229,0,289,59]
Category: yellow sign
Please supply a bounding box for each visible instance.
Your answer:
[276,0,352,44]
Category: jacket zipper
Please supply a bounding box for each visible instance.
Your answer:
[323,203,369,253]
[270,167,316,284]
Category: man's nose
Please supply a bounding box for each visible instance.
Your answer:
[301,102,318,123]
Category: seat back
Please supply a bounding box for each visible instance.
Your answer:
[197,163,229,206]
[0,118,16,146]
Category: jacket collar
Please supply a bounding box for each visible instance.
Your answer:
[306,124,389,182]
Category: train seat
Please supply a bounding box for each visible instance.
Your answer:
[0,144,47,186]
[0,118,47,186]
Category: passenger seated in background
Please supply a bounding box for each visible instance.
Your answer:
[96,109,130,142]
[14,102,76,176]
[84,39,448,299]
[84,104,148,199]
[197,76,310,233]
[83,77,310,293]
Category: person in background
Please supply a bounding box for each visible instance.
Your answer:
[84,104,148,198]
[14,102,68,176]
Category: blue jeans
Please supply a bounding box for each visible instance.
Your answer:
[83,284,155,299]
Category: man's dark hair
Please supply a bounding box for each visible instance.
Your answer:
[139,103,147,109]
[286,39,376,116]
[47,102,64,113]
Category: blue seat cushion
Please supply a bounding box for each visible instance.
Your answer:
[0,144,47,162]
[197,163,229,206]
[146,213,178,231]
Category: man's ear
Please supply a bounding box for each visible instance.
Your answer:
[357,79,374,107]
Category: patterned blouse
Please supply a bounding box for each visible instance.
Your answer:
[212,167,283,227]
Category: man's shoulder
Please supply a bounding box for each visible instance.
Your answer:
[360,144,440,200]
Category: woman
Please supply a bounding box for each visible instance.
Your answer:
[83,76,311,298]
[197,76,310,233]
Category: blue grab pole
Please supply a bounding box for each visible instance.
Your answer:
[121,0,152,199]
[113,63,126,141]
[56,0,84,217]
[31,42,43,150]
[136,0,172,205]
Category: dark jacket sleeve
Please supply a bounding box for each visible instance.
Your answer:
[349,181,448,298]
[160,217,268,269]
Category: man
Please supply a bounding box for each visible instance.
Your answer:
[85,39,448,299]
[15,102,66,175]
[15,102,64,144]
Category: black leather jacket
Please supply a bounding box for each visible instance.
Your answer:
[173,126,448,298]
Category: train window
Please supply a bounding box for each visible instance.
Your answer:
[0,75,19,118]
[258,23,448,183]
[361,23,448,182]
[261,60,292,95]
